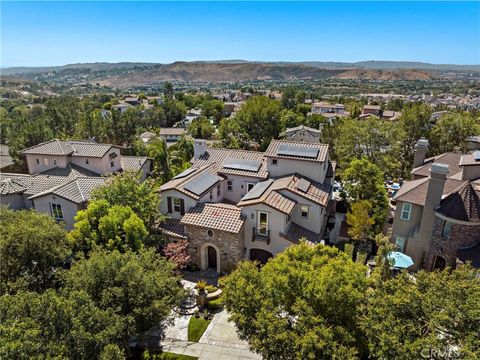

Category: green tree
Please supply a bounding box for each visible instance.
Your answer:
[222,243,368,359]
[0,289,125,360]
[399,103,433,173]
[202,99,225,124]
[69,200,148,254]
[362,266,480,360]
[342,158,388,235]
[163,82,174,101]
[232,96,281,150]
[146,137,172,182]
[187,116,215,139]
[92,172,161,228]
[372,233,395,284]
[281,85,298,110]
[63,248,185,337]
[0,208,69,294]
[347,200,375,243]
[430,113,480,154]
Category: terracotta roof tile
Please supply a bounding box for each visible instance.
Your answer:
[159,218,187,239]
[180,203,245,233]
[264,140,329,163]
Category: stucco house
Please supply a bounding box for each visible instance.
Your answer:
[0,139,152,230]
[391,138,480,270]
[159,139,336,273]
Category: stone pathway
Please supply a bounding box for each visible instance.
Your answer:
[199,310,251,350]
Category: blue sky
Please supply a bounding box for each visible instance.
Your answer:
[1,1,479,67]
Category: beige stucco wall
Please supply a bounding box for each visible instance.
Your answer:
[31,194,80,230]
[241,203,293,257]
[278,190,326,234]
[222,174,263,204]
[0,194,26,210]
[70,148,122,175]
[25,154,69,174]
[461,165,480,181]
[391,201,423,242]
[267,157,327,183]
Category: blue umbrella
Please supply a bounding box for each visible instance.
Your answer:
[387,251,414,269]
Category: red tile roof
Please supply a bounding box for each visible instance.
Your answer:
[180,203,245,233]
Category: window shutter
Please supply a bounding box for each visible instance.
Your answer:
[180,199,185,215]
[167,197,172,213]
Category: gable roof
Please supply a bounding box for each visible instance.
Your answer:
[0,178,27,195]
[159,128,185,136]
[28,177,107,204]
[22,139,118,158]
[121,156,149,172]
[436,182,480,222]
[264,140,329,163]
[237,174,330,213]
[195,147,268,179]
[393,177,466,207]
[180,203,245,234]
[281,124,321,136]
[160,163,224,200]
[412,152,464,179]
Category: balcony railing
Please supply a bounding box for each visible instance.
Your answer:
[252,227,270,244]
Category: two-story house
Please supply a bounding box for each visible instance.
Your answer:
[159,139,336,273]
[391,138,480,270]
[0,139,152,230]
[280,125,321,143]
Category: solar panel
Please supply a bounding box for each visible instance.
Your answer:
[223,158,262,172]
[474,151,480,161]
[241,179,274,201]
[172,167,196,179]
[277,144,319,159]
[183,172,220,196]
[296,178,311,193]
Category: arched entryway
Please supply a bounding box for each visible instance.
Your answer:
[200,243,221,273]
[249,248,273,265]
[432,255,446,271]
[207,246,217,270]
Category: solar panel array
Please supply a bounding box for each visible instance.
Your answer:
[223,158,262,172]
[474,151,480,161]
[277,144,319,159]
[172,167,197,179]
[241,179,274,201]
[296,178,311,193]
[183,172,219,195]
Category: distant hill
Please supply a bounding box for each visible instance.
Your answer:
[334,69,436,81]
[1,60,477,87]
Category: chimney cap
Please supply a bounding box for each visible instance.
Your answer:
[415,138,429,148]
[430,162,449,175]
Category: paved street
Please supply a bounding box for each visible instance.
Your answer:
[161,339,261,360]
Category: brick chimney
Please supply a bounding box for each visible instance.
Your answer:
[413,138,429,168]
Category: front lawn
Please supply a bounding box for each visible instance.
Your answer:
[158,352,198,360]
[187,315,211,342]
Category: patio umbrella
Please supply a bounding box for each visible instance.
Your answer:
[387,251,414,269]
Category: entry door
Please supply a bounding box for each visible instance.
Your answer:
[207,246,217,269]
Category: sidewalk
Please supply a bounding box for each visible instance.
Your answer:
[160,339,261,360]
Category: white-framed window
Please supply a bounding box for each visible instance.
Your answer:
[400,203,412,221]
[35,158,40,165]
[442,221,452,238]
[51,203,64,220]
[43,158,49,166]
[85,159,89,165]
[272,159,278,166]
[301,205,309,218]
[395,236,406,252]
[227,180,233,191]
[247,183,255,192]
[257,211,268,235]
[216,184,221,197]
[53,159,57,166]
[173,198,181,213]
